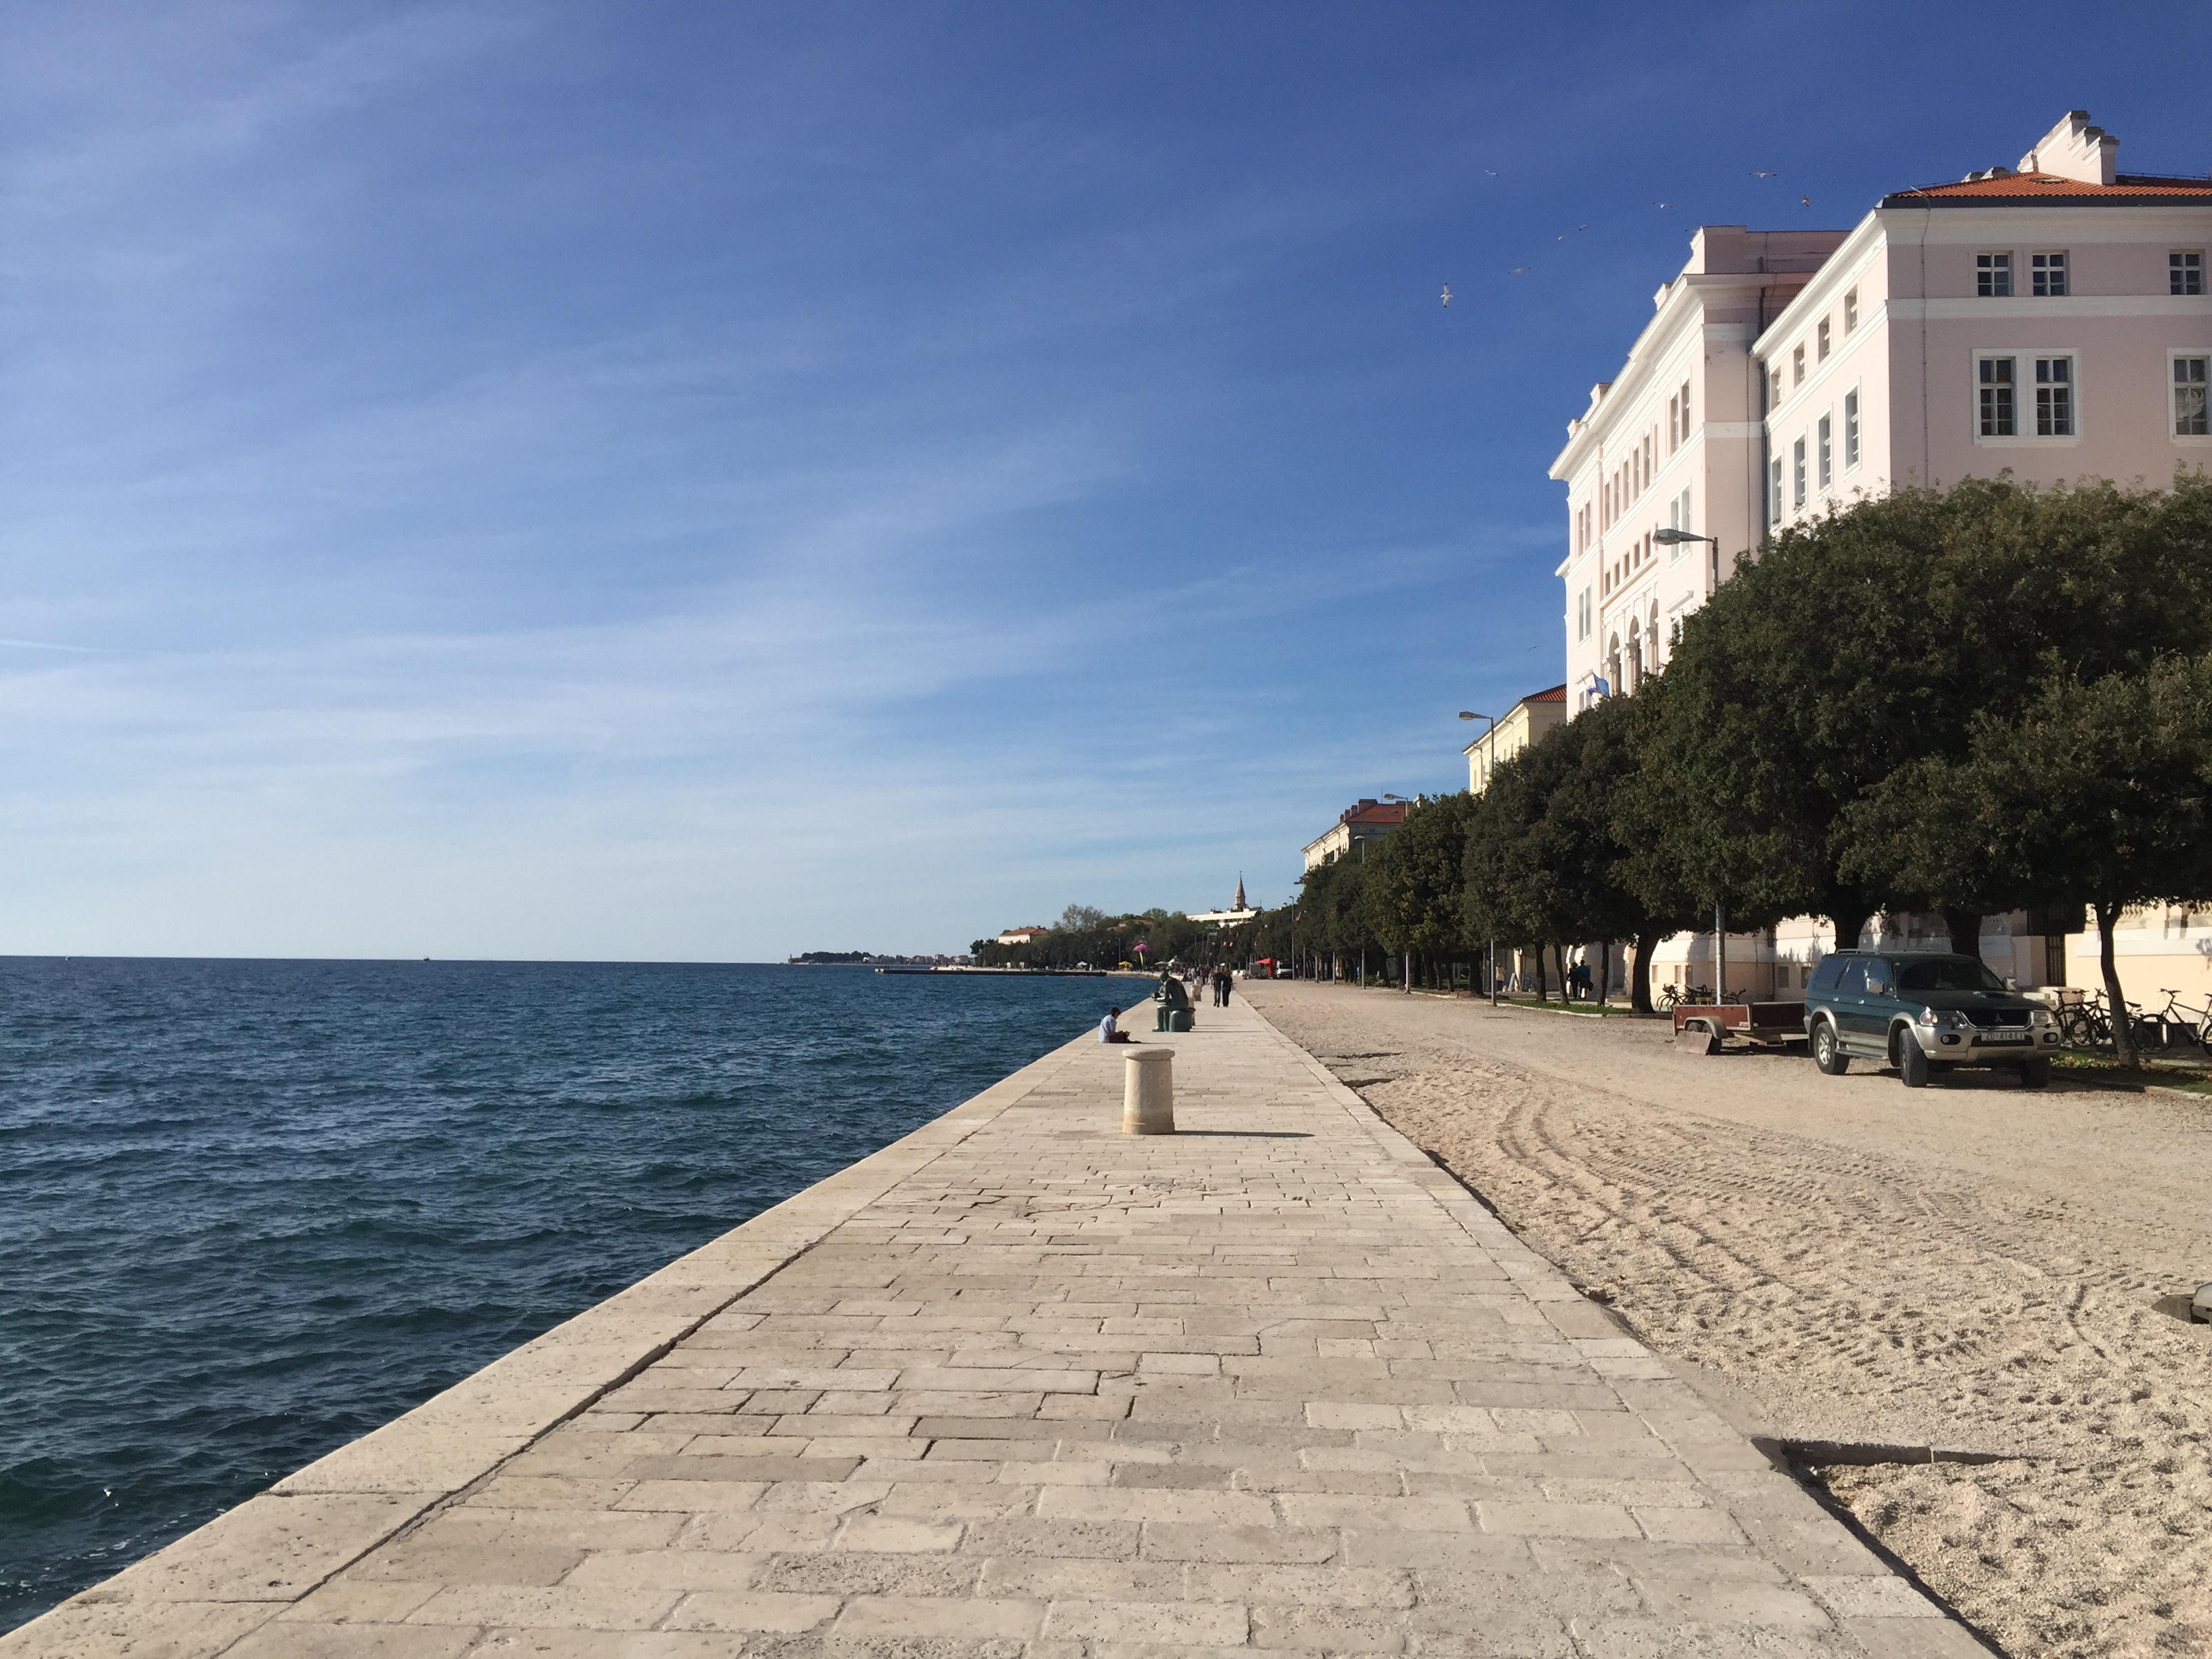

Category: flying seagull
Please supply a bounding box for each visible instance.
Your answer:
[1753,169,1776,178]
[1801,193,1811,206]
[1441,284,1452,306]
[1485,169,1498,176]
[1509,266,1530,274]
[1656,200,1672,208]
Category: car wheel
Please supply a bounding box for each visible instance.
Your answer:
[2020,1057,2052,1089]
[1898,1031,1929,1088]
[1811,1021,1848,1075]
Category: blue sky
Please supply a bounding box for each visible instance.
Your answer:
[6,2,2210,960]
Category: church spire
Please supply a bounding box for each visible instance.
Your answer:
[1233,874,1247,911]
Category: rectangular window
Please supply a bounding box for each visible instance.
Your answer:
[1578,588,1593,640]
[2171,251,2203,295]
[1792,436,1807,506]
[1817,319,1832,360]
[1769,455,1783,526]
[1792,344,1805,386]
[1818,414,1832,487]
[2177,356,2209,436]
[1769,365,1782,406]
[2035,357,2073,436]
[1668,394,1679,452]
[1977,252,2012,298]
[1844,388,1860,467]
[1680,380,1691,438]
[1844,288,1859,332]
[2031,251,2068,297]
[1978,356,2016,436]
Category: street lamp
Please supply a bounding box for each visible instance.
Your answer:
[1656,529,1726,998]
[1654,526,1722,593]
[1380,795,1416,992]
[1458,712,1500,1006]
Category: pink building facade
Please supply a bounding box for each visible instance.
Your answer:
[1550,113,2212,1001]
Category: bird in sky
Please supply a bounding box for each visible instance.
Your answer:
[1801,193,1811,206]
[1509,266,1530,274]
[1440,284,1452,306]
[1753,169,1776,178]
[1656,201,1672,208]
[1485,169,1498,176]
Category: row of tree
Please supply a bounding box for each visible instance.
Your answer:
[1290,475,2212,1063]
[971,904,1235,971]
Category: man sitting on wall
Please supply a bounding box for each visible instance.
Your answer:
[1098,1006,1132,1043]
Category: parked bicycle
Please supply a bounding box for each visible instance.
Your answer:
[2057,989,2167,1054]
[2149,987,2212,1051]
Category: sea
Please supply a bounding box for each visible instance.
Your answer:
[0,958,1128,1633]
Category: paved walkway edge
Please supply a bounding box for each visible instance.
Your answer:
[0,1031,1103,1658]
[1237,994,1990,1659]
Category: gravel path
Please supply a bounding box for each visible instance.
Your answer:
[1242,980,2212,1659]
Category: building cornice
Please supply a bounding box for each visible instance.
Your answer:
[1879,190,2212,210]
[1751,207,1886,361]
[1549,274,1766,482]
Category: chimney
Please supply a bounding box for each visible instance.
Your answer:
[2019,110,2117,186]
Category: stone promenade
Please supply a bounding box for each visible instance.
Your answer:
[5,994,1983,1659]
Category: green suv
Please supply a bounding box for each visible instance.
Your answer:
[1803,951,2060,1088]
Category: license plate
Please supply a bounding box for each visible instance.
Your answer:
[1976,1029,2030,1043]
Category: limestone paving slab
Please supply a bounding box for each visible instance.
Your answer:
[2,992,1984,1659]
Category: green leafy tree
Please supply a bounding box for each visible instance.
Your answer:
[1832,476,2212,947]
[1846,657,2212,1065]
[1364,793,1473,988]
[1460,765,1565,1008]
[1641,476,2212,956]
[1548,693,1705,1010]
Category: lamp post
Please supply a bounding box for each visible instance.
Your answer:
[1653,527,1722,595]
[1652,531,1726,1005]
[1458,712,1499,1005]
[1382,793,1415,993]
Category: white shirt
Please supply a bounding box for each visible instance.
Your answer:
[1097,1012,1118,1042]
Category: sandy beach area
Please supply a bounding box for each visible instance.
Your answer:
[1242,979,2212,1659]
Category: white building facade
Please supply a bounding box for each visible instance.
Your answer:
[1551,113,2212,1000]
[1551,227,1843,713]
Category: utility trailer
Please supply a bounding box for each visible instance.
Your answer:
[1672,1000,1809,1054]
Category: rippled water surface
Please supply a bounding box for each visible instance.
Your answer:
[0,958,1122,1631]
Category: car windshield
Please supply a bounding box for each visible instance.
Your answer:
[1896,958,2009,994]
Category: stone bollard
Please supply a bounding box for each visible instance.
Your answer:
[1122,1047,1175,1134]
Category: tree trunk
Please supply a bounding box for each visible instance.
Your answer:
[2097,900,2137,1068]
[1630,930,1658,1015]
[1828,903,1875,957]
[1599,939,1612,1006]
[1943,907,1982,960]
[1534,948,1550,1002]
